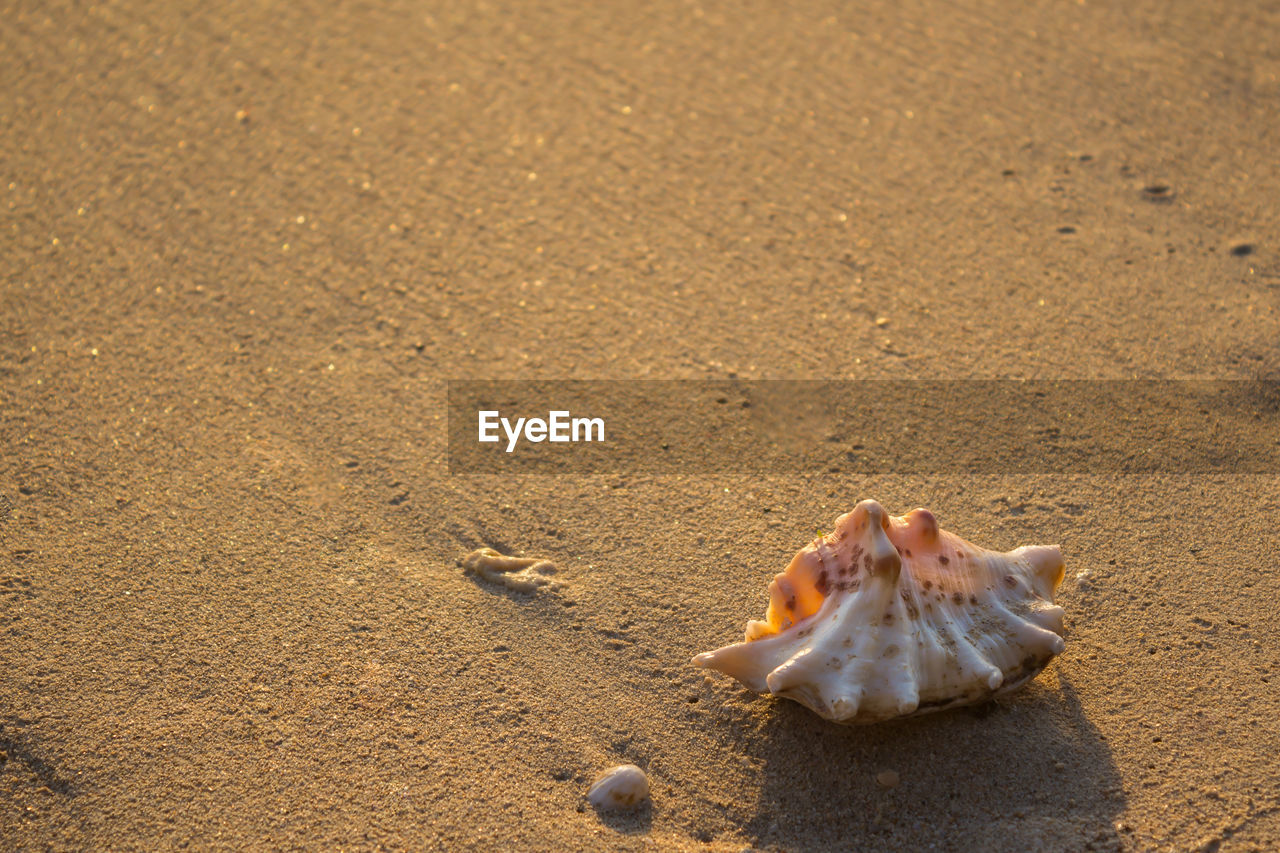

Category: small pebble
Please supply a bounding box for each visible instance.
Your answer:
[588,764,650,810]
[875,770,900,788]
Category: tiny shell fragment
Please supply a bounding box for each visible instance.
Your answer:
[693,499,1067,724]
[459,547,558,593]
[587,764,650,811]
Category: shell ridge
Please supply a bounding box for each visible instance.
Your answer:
[695,582,851,690]
[985,594,1068,657]
[766,579,871,689]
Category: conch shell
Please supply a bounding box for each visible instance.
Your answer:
[693,500,1067,724]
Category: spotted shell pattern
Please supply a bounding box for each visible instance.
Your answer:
[693,500,1067,724]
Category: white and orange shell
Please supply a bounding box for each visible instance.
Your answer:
[693,499,1067,724]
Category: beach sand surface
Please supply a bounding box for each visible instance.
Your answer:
[2,0,1279,849]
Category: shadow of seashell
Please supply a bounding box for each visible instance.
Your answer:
[741,670,1125,851]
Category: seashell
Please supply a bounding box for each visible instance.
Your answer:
[587,764,650,811]
[692,499,1067,724]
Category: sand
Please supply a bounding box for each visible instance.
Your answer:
[2,0,1278,849]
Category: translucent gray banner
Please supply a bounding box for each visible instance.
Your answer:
[447,380,1280,474]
